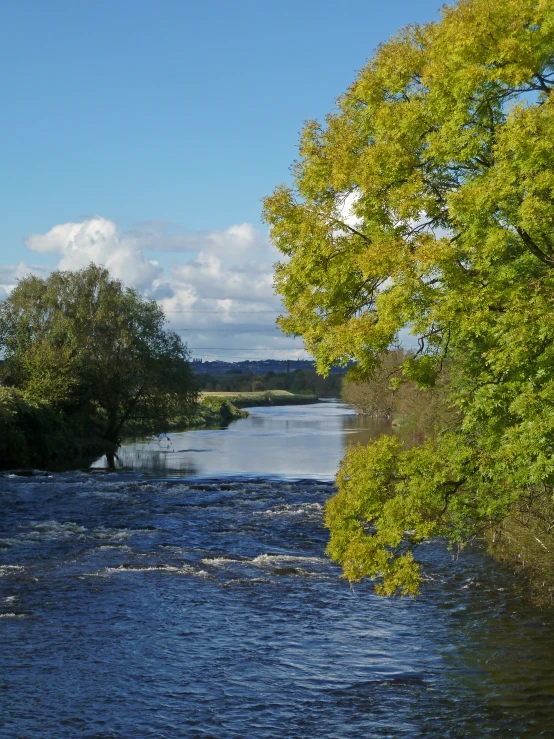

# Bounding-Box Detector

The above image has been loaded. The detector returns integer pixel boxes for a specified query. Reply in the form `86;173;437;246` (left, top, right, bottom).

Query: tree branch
327;215;373;244
516;227;554;268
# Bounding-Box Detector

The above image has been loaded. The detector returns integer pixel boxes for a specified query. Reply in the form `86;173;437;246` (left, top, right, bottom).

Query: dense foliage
0;387;68;467
0;265;197;461
263;0;554;594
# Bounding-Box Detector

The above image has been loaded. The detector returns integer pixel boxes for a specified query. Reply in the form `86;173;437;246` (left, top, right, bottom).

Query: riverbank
0;392;247;470
169;391;318;433
0;390;319;470
200;390;319;408
486;492;554;607
166;392;319;434
176;395;249;430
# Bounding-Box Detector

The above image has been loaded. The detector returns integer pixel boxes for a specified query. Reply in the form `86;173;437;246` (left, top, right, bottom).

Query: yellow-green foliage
264;0;554;594
326;433;474;596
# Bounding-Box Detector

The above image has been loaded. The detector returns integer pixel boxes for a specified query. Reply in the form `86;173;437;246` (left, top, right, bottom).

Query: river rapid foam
1;470;554;737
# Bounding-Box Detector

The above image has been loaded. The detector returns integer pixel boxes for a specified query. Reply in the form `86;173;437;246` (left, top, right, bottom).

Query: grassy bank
172;396;248;430
200;390;319;408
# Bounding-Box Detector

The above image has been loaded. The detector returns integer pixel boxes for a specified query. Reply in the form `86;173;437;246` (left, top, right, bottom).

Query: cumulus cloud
152;222;297;359
171;253;274;302
128;220;269;264
4;215;308;360
25;217;164;292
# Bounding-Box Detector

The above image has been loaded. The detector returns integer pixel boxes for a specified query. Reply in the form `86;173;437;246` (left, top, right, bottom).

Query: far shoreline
200;390;319;408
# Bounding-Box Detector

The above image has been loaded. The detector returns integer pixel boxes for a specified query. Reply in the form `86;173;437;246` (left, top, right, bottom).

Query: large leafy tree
0;264;197;448
263;0;554;594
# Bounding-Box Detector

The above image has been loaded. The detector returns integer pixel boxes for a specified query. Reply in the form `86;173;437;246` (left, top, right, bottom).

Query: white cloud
128;220;269;264
25;217;163;292
171;252;274;302
154;223;296;360
5;216;309;361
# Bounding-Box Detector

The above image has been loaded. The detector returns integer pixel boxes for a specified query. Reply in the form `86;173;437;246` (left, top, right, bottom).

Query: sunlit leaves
264;0;554;593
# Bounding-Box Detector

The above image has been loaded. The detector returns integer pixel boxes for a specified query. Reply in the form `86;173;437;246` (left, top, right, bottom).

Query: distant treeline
195;368;342;397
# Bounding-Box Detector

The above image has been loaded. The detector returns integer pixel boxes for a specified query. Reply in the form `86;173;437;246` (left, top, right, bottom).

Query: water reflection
435;569;554;731
91;401;391;478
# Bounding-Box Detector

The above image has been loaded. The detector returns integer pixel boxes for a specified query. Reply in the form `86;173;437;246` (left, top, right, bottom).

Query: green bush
0;387;66;467
170;396;248;431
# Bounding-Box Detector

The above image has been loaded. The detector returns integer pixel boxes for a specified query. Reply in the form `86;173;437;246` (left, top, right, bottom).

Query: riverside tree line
0;265;338;469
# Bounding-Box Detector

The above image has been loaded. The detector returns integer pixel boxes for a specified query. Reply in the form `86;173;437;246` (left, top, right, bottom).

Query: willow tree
263;0;554;595
0;264;197;450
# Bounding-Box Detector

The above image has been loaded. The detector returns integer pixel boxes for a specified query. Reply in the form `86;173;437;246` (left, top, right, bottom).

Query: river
1;401;554;737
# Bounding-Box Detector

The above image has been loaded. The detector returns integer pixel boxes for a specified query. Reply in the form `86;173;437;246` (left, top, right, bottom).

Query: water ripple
1;470;554;737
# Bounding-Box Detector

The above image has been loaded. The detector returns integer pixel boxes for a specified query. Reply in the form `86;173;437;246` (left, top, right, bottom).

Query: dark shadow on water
94;448;199;477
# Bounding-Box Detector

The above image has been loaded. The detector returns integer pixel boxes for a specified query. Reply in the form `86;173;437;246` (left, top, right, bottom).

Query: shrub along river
1;401;554;737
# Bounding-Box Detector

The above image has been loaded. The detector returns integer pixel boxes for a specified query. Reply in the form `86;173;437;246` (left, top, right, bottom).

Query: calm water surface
92;400;390;478
2;402;554;737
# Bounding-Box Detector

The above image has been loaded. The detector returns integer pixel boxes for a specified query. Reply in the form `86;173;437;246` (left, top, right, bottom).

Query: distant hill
191;358;350;376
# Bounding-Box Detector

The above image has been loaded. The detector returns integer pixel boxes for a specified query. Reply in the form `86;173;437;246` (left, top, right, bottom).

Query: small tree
0;264;197;450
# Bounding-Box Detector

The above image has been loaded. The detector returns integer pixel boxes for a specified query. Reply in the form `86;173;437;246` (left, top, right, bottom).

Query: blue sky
1;0;443;359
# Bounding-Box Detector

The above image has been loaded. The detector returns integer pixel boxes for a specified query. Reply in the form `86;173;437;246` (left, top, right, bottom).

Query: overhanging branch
516;227;554;268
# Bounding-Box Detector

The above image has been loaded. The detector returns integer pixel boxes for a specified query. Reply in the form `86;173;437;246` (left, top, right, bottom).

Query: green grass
202;390;298;399
200;390;318;408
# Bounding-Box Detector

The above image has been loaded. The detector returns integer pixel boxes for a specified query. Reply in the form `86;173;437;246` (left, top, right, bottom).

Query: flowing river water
2;401;554;737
